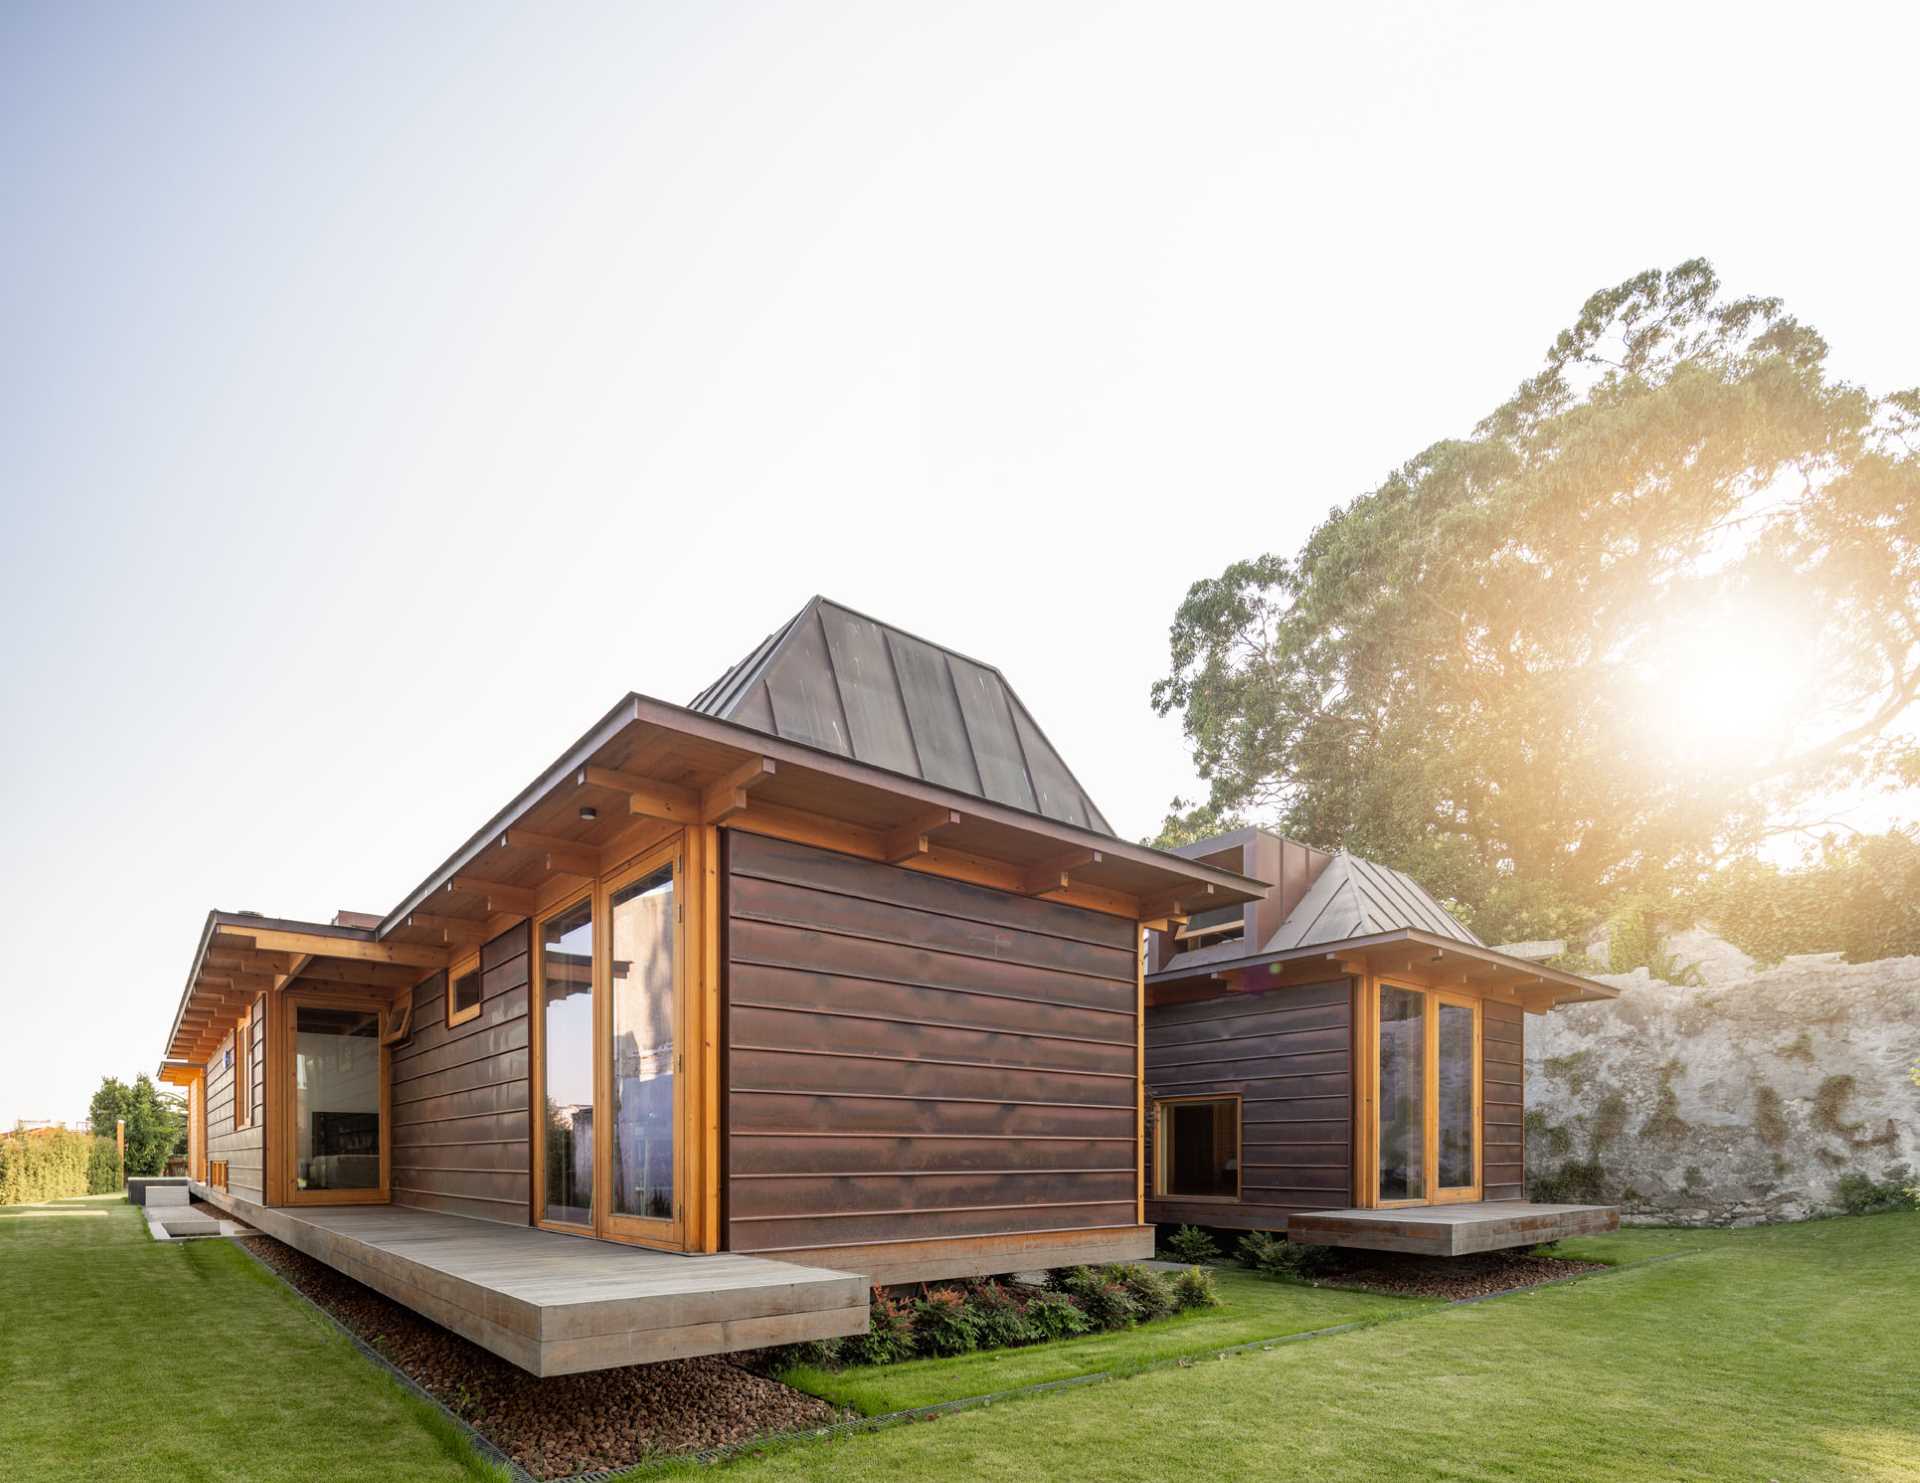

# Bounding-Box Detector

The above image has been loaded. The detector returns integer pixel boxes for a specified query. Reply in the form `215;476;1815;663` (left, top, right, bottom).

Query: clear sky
3;1;1915;1125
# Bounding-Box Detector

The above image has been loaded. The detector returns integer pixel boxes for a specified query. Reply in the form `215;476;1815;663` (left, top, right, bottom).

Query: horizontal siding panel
731;1003;1134;1075
727;837;1139;1259
732;963;1132;1044
731;1134;1134;1177
730;1170;1134;1220
731;919;1132;1018
391;921;530;1226
1145;981;1354;1228
733;1200;1140;1252
731;873;1136;983
729;831;1134;950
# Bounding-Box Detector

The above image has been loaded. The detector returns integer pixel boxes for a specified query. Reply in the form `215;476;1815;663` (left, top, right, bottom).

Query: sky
3;0;1916;1125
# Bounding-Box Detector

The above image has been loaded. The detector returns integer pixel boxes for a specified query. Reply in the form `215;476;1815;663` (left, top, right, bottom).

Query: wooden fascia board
1144;928;1617;1004
214;927;449;969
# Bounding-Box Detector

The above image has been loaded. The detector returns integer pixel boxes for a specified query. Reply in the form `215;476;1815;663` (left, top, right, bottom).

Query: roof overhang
164;691;1268;1064
1147;927;1619;1014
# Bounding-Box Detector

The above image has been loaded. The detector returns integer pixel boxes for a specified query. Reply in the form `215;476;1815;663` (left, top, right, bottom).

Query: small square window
447;960;483;1028
1156;1096;1241;1200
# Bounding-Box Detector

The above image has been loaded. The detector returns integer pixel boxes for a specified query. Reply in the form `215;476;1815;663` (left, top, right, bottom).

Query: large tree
1152;259;1920;943
88;1074;182;1178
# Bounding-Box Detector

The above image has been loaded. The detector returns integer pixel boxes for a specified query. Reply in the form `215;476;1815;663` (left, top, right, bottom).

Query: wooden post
115;1118;126;1190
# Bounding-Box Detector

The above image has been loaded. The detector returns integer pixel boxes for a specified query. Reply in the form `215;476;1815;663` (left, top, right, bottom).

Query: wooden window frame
1152;1093;1242;1203
1358;978;1483;1208
528;832;694;1252
530;886;598;1238
279;988;392;1207
446;951;483;1029
232;1010;252;1130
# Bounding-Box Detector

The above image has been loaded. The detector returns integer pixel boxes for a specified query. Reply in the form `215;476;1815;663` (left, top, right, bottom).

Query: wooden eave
163;910;448;1064
375;691;1267;940
1145;928;1619;1015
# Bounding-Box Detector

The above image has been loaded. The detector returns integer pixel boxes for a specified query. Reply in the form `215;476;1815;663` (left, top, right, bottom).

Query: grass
0;1194;505;1482
636;1213;1920;1482
777;1266;1429;1414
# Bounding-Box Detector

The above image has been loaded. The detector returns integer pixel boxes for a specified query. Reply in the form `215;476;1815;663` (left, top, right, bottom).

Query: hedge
0;1127;119;1205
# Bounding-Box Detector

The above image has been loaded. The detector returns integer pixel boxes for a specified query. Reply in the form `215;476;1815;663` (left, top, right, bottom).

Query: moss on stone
1776;1031;1816;1063
1640;1062;1690;1146
1591;1092;1629;1153
1753;1085;1789;1149
1543;1051;1594;1097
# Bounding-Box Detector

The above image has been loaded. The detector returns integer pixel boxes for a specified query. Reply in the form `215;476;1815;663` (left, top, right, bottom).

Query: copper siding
1144;981;1355;1232
724;832;1139;1258
389;921;532;1224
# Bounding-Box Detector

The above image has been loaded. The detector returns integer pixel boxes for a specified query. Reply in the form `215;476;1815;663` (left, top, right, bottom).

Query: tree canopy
88;1074;182;1178
1152;259;1920;944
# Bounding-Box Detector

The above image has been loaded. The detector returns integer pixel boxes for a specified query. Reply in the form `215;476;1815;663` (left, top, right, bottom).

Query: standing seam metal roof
689;596;1113;835
1265;851;1483;952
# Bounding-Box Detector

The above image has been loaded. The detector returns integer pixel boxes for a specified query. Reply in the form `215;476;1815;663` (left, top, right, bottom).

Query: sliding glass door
1373;983;1481;1206
532;836;685;1247
284;993;389;1205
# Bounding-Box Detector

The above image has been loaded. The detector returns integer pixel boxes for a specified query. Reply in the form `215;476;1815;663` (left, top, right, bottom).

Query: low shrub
844;1289;917;1366
1162;1224;1220;1264
912;1287;982;1357
1831;1166;1920;1216
1108;1263;1176;1322
967;1281;1037;1349
1236;1230;1332;1279
1057;1265;1141;1329
1172;1266;1221;1310
1022;1288;1092;1341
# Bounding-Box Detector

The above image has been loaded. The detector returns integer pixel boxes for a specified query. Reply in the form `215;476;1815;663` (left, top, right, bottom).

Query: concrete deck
191;1185;868;1375
1285;1201;1619;1256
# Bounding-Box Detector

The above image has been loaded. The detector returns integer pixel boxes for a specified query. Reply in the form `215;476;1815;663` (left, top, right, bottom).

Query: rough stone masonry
1519;934;1920;1226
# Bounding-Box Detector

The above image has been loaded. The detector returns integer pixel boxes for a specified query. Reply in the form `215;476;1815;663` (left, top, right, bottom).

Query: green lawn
0;1195;503;1482
779;1266;1429;1414
644;1213;1920;1483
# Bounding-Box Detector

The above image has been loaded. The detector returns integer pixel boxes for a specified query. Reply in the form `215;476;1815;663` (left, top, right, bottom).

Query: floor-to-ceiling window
607;855;677;1233
1374;983;1481;1205
538;898;596;1229
290;1001;385;1202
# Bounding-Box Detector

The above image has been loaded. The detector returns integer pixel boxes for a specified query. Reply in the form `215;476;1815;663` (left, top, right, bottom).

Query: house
156;597;1266;1375
1142;829;1621;1255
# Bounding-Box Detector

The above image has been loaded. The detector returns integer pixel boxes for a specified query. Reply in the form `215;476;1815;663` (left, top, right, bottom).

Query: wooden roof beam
1141;884;1213;921
494;829;599;879
403;912;487;947
446;877;539;918
883;808;962;864
215;926;449;969
1019;848;1102;897
702;756;777;824
578;766;702;825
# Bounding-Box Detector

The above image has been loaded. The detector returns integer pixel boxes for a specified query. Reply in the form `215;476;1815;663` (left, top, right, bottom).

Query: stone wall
1522;946;1920;1225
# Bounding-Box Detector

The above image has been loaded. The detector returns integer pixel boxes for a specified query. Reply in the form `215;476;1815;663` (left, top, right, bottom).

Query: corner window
447;955;483;1028
1155;1095;1241;1200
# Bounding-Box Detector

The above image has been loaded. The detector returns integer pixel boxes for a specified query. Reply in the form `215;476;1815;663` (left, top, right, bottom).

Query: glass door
1373;982;1482;1206
598;845;682;1244
532;836;686;1248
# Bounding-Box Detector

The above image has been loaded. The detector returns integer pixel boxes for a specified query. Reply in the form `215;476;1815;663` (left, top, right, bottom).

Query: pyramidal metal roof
1265;851;1482;952
689;596;1113;835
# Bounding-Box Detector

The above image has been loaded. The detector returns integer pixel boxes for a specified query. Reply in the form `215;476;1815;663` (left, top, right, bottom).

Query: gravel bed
1312;1248;1607;1300
239;1235;845;1479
